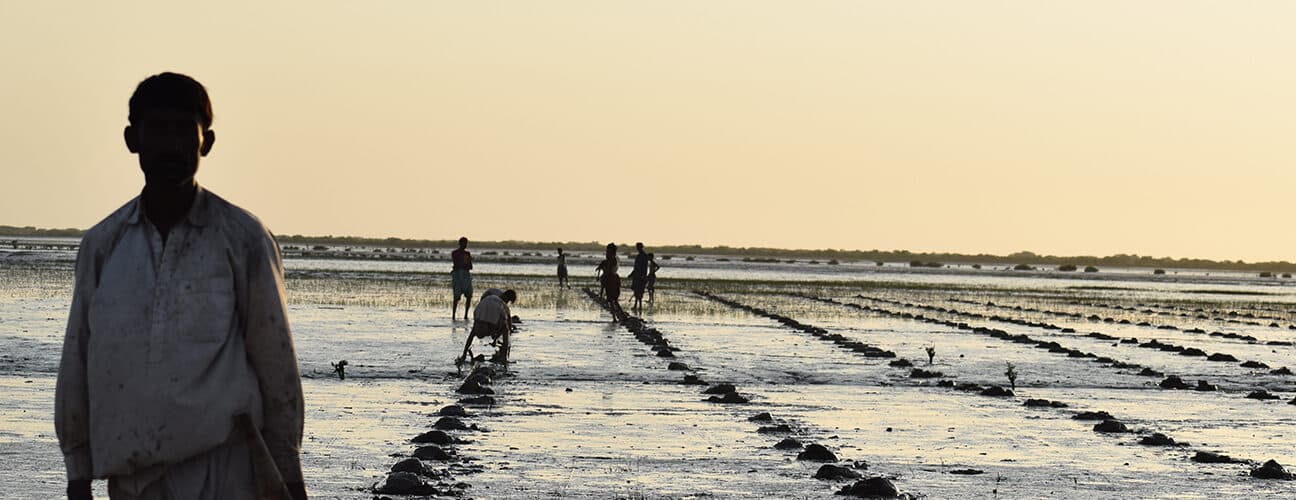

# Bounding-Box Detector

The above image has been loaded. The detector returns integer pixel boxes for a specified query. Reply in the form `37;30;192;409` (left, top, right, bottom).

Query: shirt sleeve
242;230;305;483
54;240;96;480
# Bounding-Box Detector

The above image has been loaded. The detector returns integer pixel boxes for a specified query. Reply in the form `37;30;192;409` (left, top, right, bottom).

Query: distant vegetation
5;225;1296;273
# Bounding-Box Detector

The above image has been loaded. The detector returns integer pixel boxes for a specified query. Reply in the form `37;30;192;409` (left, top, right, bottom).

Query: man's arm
55;242;97;485
242;231;306;487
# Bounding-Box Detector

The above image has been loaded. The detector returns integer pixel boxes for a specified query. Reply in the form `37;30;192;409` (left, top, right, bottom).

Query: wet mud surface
2;257;1295;498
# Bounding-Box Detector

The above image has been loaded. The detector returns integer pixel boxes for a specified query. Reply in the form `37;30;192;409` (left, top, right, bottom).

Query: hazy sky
3;2;1295;262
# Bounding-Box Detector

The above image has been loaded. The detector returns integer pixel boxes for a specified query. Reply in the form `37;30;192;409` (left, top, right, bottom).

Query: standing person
451;237;473;320
556;248;569;288
456;289;518;365
629;242;650;312
647;253;661;302
595;243;624;320
55;73;307;500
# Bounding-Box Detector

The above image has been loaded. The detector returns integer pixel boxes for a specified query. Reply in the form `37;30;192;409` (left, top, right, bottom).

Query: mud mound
815;464;863;480
1251;460;1294;480
797;444;839;462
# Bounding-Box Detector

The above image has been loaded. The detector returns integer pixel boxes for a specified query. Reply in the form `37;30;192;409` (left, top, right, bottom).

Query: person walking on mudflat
629;242;650;313
556;247;569;288
55;73;307;500
451;236;473;320
596;243;625;320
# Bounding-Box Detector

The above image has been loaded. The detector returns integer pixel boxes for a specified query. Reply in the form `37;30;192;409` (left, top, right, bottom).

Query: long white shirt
54;187;304;485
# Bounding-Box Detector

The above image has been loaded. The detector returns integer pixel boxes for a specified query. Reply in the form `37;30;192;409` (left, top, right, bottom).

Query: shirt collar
126;184;211;228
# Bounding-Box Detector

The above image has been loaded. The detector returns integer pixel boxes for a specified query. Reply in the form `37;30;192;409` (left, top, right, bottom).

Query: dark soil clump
1246;390;1280;400
702;383;737;394
748;412;774;422
1193;451;1243;464
1073;411;1114;421
1139;433;1186;446
1093;419;1130;433
1251;460;1294;480
797;443;839;462
438;405;467;416
815;464;863;480
413;445;453;461
774;437;804;450
836;477;900;497
707;391;750;404
1159;376;1191;390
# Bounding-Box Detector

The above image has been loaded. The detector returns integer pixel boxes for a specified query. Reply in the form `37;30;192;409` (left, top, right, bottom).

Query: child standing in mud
647;253;661;302
596;243;625;320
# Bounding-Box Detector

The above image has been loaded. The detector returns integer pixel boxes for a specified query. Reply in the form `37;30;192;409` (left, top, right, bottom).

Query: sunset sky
3;2;1295;262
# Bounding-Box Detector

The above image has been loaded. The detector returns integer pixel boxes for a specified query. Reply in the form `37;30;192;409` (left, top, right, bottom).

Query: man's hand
66;479;91;500
287;481;308;500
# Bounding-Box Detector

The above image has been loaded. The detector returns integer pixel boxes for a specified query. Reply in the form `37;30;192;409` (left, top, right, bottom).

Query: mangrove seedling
925;346;936;365
332;359;348;380
1005;362;1017;390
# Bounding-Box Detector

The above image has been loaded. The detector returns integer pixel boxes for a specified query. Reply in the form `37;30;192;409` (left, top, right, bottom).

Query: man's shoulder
80;197;140;249
204;190;275;243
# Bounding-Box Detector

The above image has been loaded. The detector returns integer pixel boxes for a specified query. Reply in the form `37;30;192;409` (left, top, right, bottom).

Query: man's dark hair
458;237;469;246
501;289;517;303
129;72;214;129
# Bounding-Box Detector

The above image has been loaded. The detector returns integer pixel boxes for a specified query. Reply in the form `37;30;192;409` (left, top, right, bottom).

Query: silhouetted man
55;73;307;500
629;242;650;312
451;237;473;320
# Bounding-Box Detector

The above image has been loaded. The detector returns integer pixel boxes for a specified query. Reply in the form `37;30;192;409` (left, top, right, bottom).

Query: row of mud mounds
859;294;1296;405
579;288;915;497
1064;298;1296;332
369;364;504;497
695;290;1295;483
951;296;1296;347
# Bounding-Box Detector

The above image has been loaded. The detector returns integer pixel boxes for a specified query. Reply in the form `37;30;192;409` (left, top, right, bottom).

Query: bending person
456;289;518;365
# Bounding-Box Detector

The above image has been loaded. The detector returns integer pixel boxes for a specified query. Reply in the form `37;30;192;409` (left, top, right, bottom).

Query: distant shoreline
3;224;1294;273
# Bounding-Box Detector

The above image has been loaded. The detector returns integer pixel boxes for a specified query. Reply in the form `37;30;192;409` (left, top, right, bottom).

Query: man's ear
200;129;216;157
124;125;138;153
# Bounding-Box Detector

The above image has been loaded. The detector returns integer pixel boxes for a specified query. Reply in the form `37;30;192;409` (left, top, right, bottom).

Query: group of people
596;242;661;316
447;239;665;364
447;237;519;367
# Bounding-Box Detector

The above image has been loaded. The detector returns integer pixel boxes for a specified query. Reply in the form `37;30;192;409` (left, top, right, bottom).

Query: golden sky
2;1;1294;262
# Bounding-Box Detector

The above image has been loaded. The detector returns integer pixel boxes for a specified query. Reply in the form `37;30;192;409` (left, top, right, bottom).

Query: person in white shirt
456;289;518;365
55;72;307;500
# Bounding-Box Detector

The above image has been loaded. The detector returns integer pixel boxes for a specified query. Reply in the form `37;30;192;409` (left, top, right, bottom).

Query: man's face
126;108;213;188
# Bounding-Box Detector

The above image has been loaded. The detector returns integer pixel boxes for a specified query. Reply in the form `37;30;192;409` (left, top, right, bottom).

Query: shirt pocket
171;276;237;343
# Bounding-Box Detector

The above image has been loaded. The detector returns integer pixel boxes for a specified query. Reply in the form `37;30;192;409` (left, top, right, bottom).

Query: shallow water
2;253;1294;499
